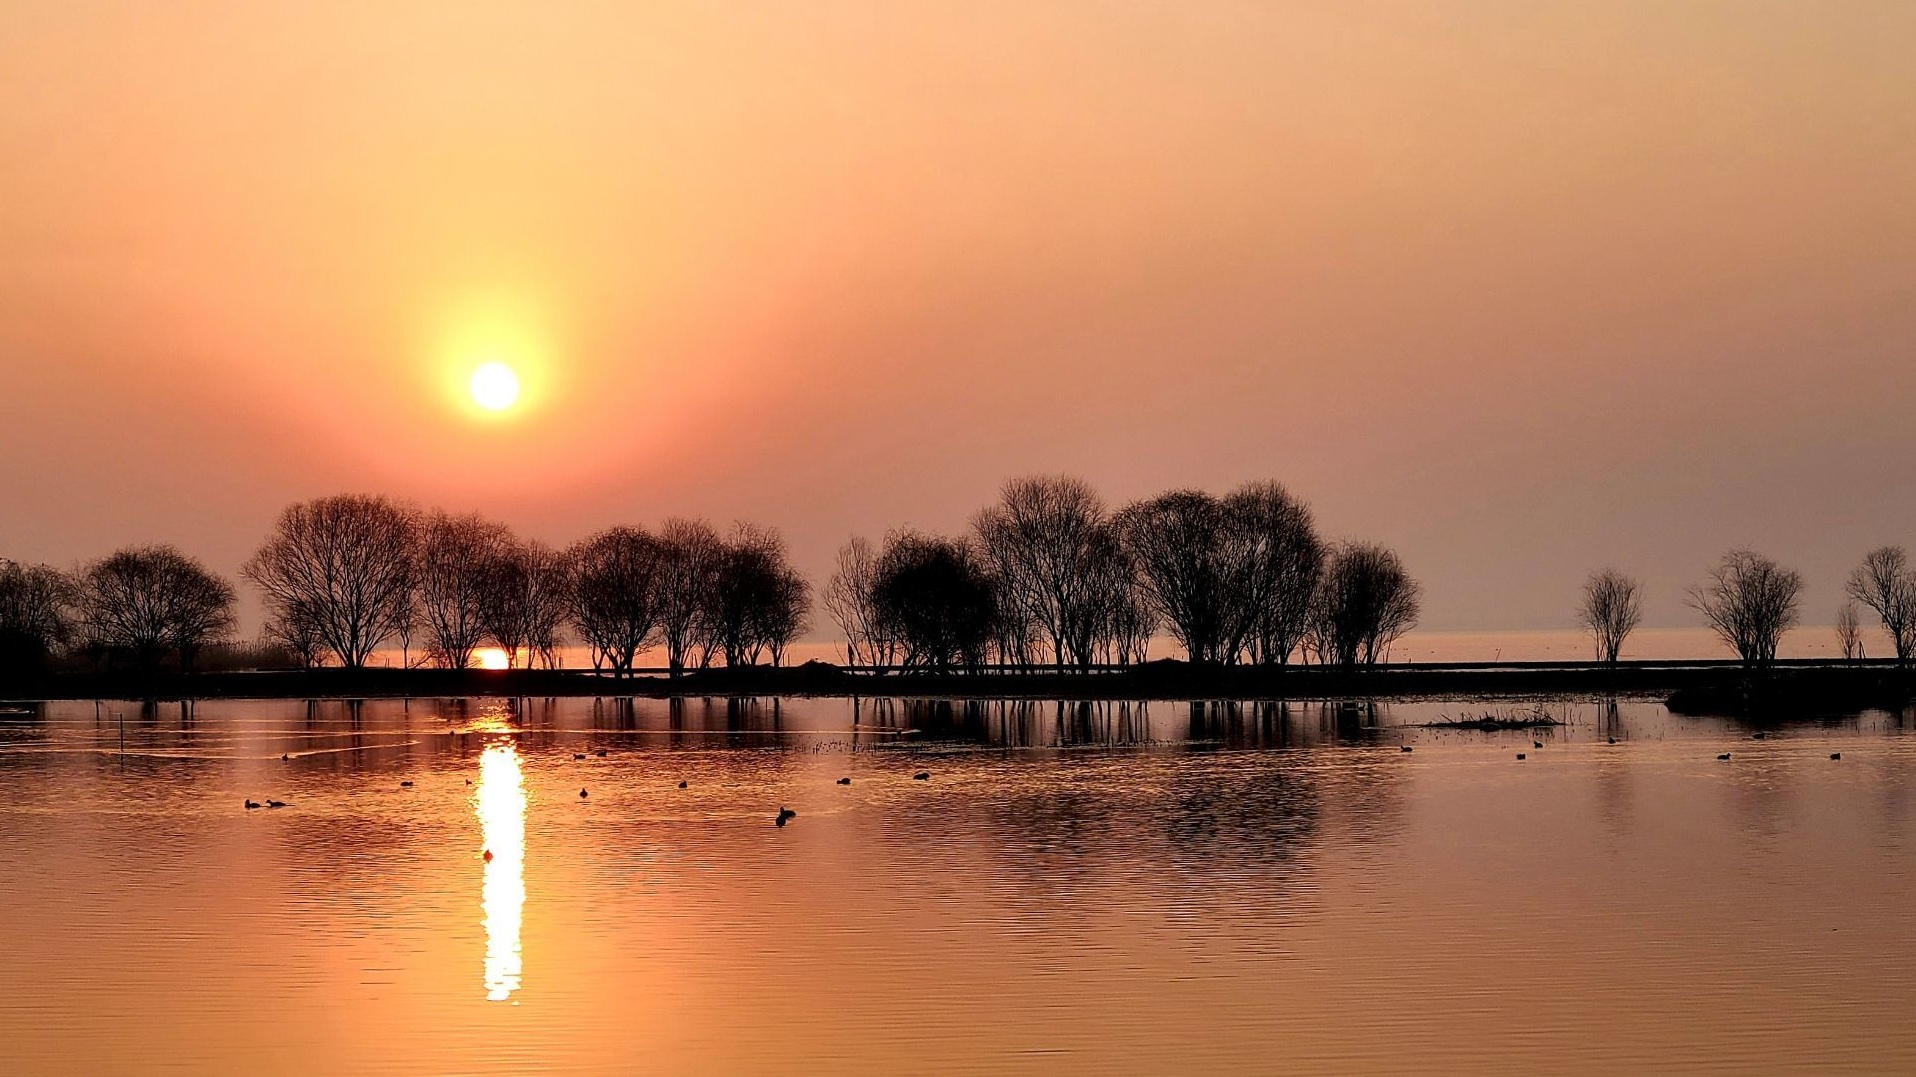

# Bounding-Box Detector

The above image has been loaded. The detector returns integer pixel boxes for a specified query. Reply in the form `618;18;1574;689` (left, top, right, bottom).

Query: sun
469;362;521;412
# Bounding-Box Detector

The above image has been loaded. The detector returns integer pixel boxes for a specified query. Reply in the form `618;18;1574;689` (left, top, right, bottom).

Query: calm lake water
2;695;1913;1075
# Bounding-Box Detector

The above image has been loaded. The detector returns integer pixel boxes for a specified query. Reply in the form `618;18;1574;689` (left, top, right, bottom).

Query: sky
2;1;1914;637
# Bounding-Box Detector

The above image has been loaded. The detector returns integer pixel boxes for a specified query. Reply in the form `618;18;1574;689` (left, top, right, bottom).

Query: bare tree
76;545;236;672
1846;547;1916;665
1689;549;1802;668
244;495;420;669
1228;482;1325;666
974;476;1113;669
1114;490;1245;664
1578;569;1642;666
655;518;723;676
1310;543;1420;668
263;603;326;670
824;536;892;668
1836;602;1866;662
871;531;999;671
697;523;806;667
0;559;75;676
415;512;512;669
478;537;567;668
752;556;811;666
564;526;665;677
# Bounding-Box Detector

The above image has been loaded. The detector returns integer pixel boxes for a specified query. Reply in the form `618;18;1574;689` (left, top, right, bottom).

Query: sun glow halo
469;363;521;412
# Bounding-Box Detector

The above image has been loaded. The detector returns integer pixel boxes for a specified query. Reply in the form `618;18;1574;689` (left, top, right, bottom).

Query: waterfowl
595;749;608;758
1752;732;1766;740
400;780;414;788
281;753;289;761
913;771;931;781
244;799;262;810
775;807;797;827
1831;753;1842;761
837;776;853;785
579;788;589;799
1532;740;1544;749
1399;745;1413;753
267;799;287;809
678;780;688;789
573;753;586;760
1516;753;1526;761
1607;737;1617;745
1717;753;1731;761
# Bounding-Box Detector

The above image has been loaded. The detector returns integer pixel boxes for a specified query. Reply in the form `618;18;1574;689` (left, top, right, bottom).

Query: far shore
3;659;1911;718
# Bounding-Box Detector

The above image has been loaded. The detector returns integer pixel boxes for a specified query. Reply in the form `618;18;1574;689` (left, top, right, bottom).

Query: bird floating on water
244;799;262;810
1400;745;1413;753
913;771;931;781
837;776;852;785
579;788;589;799
1516;753;1526;761
776;807;797;827
595;749;608;758
267;799;287;809
1533;740;1543;749
573;753;586;760
678;780;688;789
280;754;289;761
400;780;414;788
1752;732;1767;740
1717;753;1731;761
1831;753;1842;761
1607;737;1617;745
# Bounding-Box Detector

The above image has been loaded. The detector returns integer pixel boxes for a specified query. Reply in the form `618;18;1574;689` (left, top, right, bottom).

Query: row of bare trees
244;495;808;675
824;476;1421;671
1579;545;1916;669
0;548;236;674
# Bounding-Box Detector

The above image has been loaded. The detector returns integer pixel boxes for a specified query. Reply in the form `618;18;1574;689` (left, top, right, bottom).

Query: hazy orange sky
3;1;1913;633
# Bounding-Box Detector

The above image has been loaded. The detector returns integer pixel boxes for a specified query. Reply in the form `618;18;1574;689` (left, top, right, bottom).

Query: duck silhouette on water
776;807;797;827
912;771;931;781
244;799;262;810
266;799;287;809
837;777;853;785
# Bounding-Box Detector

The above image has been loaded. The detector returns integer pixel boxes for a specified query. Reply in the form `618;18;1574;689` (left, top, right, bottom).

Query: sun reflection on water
476;737;526;1002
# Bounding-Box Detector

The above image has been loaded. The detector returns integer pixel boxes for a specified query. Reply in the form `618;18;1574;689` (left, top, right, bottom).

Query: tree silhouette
655;518;722;676
1690;549;1802;668
1228;482;1324;666
1846;547;1916;665
1309;543;1420;668
974;476;1113;669
417;511;512;669
871;531;998;671
244;495;419;669
479;538;569;668
1115;490;1243;664
77;545;235;672
824;536;891;668
0;559;74;677
563;526;665;677
1835;602;1865;662
1578;568;1643;666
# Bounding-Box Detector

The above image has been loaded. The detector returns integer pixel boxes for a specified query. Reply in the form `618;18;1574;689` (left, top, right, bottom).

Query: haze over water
4;695;1913;1075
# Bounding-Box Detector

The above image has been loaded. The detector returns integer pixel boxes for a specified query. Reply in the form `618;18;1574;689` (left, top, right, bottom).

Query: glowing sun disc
469;363;521;411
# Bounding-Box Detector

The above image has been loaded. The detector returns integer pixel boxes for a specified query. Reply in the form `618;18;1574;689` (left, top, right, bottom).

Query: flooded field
2;695;1913;1075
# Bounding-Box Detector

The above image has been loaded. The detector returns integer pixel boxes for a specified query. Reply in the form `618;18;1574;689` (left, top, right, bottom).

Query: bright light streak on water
476;738;525;1002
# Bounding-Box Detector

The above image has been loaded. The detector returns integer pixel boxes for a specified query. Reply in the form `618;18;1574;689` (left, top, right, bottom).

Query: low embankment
3;660;1910;716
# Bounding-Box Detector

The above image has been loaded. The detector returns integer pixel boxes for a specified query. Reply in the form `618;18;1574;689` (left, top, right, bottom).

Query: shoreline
3;660;1910;716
